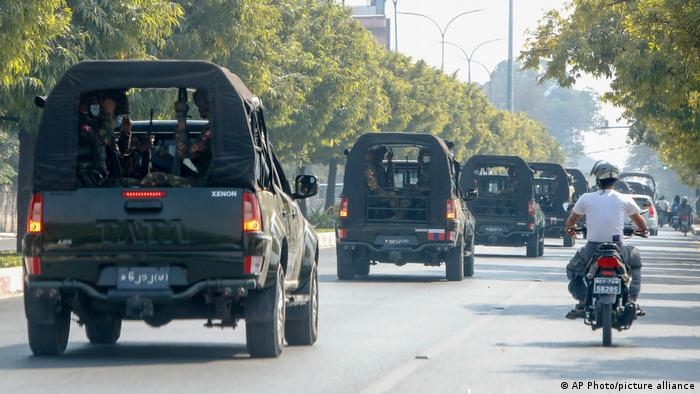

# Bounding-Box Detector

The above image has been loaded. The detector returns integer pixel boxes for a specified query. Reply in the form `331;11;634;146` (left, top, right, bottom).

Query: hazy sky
347;0;631;167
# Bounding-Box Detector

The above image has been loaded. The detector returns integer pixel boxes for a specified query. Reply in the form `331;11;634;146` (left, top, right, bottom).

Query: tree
486;60;604;163
521;0;700;185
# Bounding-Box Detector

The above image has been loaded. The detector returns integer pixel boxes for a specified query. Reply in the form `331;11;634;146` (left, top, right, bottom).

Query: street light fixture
391;0;398;51
444;39;502;83
399;9;485;71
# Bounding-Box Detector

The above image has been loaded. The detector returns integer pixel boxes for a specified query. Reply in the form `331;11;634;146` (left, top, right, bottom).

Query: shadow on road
319;273;448;284
0;342;251;370
506;335;700;351
511;357;700;382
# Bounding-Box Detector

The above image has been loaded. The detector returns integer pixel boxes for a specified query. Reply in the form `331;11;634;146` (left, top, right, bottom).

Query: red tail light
24;256;41;276
339;197;349;218
244;255;263;274
122;190;166;199
647;204;655;217
27;193;43;233
528;199;535;216
337;228;347;239
242;191;262;232
597;256;620;268
446;199;457;220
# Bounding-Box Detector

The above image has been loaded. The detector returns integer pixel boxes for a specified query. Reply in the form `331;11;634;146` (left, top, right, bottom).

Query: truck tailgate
41;188;245;253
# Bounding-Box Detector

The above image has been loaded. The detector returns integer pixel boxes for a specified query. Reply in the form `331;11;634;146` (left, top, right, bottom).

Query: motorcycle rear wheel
601;303;613;347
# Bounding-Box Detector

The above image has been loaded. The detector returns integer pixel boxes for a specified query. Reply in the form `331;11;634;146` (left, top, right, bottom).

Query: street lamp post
399;9;485;71
444;39;501;83
391;0;398;51
471;59;495;100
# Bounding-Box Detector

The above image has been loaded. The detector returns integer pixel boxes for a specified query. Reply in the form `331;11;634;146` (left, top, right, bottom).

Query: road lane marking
359;280;540;394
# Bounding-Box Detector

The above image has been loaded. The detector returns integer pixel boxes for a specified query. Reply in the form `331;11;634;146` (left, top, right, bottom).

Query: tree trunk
324;158;338;211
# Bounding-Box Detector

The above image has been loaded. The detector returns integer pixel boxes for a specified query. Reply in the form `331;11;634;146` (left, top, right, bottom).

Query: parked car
23;60;320;358
460;155;545;257
336;133;476;281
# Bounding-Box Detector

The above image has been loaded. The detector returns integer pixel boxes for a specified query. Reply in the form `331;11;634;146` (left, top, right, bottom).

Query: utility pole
507;0;514;111
392;0;398;51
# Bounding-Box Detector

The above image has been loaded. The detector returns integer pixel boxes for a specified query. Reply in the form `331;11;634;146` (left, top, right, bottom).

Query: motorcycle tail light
597;256;620;268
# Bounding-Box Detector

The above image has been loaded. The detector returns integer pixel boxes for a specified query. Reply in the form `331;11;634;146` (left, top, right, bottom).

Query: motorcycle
679;216;690;236
572;226;646;346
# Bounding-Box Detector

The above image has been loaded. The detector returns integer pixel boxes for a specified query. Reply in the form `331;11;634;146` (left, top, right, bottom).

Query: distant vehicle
619;172;656;200
23;60;320;358
336;133;476;281
624;194;659;236
461;155;545;257
565;168;589;201
530;162;576;247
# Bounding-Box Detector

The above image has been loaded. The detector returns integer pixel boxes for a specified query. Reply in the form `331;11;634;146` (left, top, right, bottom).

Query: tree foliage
486;61;604;163
0;0;563;187
521;0;700;185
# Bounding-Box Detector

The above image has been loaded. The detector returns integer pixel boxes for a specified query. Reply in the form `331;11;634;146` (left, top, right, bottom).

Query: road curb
0;267;23;297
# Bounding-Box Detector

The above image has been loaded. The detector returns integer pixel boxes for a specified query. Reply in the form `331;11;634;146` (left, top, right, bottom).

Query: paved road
0;229;698;394
0;237;16;251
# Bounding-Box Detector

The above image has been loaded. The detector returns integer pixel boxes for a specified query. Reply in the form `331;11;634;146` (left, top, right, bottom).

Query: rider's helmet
681;196;688;204
590;160;620;189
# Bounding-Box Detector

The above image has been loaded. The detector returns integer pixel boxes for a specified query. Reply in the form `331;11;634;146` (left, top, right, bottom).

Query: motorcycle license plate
593;277;621;295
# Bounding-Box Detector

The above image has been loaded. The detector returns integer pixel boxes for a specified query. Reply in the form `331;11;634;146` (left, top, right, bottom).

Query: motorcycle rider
671;195;681;229
563;161;648;319
677;196;694;229
655;195;670;227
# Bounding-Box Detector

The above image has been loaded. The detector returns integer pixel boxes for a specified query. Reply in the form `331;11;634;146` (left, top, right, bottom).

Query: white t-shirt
572;189;641;242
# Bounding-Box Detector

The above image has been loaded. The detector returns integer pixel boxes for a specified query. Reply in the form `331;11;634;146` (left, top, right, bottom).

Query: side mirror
343;148;350;157
464;188;478;201
34;96;47;108
293;174;318;199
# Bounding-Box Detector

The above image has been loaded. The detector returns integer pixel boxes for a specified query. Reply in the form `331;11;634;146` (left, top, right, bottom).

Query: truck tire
463;235;475;277
538;232;545;256
26;299;71;356
354;258;371;277
285;266;319;346
446;241;464;281
563;235;575;247
526;233;539;257
336;248;356;280
246;266;286;358
85;316;122;345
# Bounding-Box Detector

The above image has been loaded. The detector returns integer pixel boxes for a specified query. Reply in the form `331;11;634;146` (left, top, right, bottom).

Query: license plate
117;267;170;290
483;226;505;233
593;277;621;294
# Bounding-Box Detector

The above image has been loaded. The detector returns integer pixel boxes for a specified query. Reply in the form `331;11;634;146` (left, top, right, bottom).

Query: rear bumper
474;232;532;247
337;240;457;264
25;277;258;302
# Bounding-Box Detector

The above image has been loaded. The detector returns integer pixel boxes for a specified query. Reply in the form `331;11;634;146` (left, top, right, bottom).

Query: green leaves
521;0;700;185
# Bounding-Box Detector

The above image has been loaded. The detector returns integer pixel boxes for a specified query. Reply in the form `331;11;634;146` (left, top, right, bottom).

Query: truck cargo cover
34;60;259;190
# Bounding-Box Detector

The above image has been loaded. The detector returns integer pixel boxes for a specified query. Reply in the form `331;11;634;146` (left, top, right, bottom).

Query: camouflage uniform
140;172;194;187
77;112;108;187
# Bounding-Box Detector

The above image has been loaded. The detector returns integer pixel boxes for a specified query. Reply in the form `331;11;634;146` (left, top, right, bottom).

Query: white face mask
89;104;100;117
116;115;123;127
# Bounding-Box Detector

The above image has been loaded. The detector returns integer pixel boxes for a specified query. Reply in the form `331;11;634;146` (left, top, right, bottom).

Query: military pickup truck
23;61;319;358
336;133;477;281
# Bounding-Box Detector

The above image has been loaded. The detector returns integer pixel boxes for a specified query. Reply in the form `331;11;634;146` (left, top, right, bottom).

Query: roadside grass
0;251;21;268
